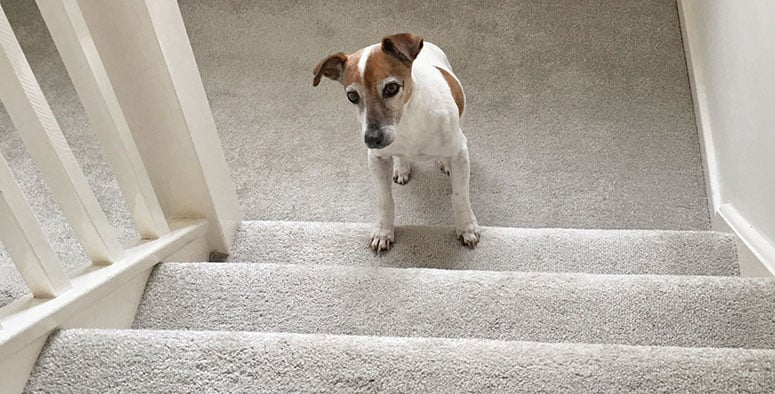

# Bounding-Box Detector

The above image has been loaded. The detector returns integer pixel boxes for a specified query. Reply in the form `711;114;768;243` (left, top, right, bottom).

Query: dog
313;33;480;252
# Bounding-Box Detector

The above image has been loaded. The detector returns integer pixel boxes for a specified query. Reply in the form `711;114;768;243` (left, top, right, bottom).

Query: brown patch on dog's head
312;33;425;149
381;33;423;66
312;52;347;87
313;50;370;89
312;33;423;89
362;34;423;117
341;49;363;87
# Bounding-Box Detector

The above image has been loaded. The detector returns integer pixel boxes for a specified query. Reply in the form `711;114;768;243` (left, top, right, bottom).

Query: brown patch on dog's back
436;67;464;116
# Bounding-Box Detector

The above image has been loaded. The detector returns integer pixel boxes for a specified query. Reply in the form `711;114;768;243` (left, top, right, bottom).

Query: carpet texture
26;329;775;393
229;220;738;275
4;0;764;391
134;263;775;349
0;0;709;306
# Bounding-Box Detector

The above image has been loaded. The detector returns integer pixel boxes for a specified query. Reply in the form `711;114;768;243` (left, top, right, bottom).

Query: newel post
77;0;242;253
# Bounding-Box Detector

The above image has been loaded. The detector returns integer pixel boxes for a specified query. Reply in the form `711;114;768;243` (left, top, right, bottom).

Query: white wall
679;0;775;276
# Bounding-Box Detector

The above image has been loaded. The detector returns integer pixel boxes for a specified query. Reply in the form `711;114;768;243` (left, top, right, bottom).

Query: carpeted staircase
3;0;775;391
24;222;775;392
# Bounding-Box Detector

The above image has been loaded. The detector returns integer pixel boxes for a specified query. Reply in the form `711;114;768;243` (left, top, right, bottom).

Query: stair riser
229;221;739;276
26;329;775;393
134;263;775;349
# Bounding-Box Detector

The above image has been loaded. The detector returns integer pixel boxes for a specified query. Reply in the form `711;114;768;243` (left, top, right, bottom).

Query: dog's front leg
449;146;480;248
368;150;395;252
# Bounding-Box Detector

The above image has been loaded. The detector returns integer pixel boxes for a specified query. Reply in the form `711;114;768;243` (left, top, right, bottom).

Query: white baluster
79;0;242;253
36;0;170;240
0;3;123;264
0;153;71;298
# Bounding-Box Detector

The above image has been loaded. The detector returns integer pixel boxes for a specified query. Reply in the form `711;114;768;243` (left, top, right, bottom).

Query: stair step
228;220;738;276
27;329;775;393
135;263;775;349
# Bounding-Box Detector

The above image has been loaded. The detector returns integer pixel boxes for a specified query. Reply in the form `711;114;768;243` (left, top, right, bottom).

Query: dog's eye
383;82;401;98
346;91;360;104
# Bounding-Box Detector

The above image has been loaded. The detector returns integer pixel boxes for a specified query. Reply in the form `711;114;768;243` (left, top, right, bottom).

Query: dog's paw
456;224;481;249
437;159;451;176
392;164;411;185
393;172;410;185
370;227;395;253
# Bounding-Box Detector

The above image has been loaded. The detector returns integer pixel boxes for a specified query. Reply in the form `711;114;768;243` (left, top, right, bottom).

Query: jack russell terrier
313;33;480;252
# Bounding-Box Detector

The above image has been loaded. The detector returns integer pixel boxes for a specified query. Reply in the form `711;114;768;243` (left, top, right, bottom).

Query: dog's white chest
378;71;465;157
383;114;458;157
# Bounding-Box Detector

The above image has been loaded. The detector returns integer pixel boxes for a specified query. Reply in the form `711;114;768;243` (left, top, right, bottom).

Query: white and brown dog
313;33;480;252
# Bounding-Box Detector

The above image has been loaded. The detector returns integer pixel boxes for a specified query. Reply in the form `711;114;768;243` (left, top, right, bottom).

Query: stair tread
134;262;775;349
228;220;739;276
26;328;775;393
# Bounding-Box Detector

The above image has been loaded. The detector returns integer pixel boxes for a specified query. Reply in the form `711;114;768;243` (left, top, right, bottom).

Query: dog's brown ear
382;33;424;66
313;52;347;86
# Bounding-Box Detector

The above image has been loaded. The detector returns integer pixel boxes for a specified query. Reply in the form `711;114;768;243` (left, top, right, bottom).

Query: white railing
0;1;241;392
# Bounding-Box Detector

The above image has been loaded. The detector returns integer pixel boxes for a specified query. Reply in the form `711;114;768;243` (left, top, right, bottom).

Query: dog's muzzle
364;124;393;149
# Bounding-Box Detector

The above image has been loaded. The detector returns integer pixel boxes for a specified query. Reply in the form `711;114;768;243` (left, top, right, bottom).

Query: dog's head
313;33;424;149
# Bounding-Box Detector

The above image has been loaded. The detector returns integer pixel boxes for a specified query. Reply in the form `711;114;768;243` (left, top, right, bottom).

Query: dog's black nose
364;127;384;149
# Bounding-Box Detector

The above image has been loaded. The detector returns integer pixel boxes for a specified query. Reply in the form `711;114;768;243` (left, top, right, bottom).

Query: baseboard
677;0;721;219
715;204;775;278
